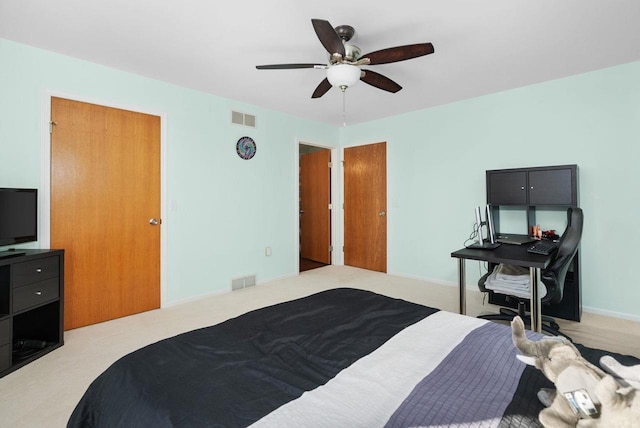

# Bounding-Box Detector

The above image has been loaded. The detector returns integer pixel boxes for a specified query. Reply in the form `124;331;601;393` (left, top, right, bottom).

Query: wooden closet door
344;142;387;273
50;97;161;330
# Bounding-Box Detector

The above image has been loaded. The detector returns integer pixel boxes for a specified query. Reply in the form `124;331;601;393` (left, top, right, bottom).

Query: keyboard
527;240;558;255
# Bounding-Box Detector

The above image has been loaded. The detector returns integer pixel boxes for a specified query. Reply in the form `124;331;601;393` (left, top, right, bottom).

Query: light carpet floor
1;265;638;427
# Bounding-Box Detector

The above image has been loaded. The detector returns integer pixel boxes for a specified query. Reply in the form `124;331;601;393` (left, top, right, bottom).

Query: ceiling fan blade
256;63;326;70
360;70;402;93
311;19;345;57
362;43;434;65
311;78;332;98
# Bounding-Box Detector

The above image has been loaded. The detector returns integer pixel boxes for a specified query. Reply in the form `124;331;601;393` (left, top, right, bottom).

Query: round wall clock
236;136;256;160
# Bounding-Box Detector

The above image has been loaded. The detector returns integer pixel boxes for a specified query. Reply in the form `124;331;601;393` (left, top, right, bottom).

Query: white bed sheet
251;312;487;428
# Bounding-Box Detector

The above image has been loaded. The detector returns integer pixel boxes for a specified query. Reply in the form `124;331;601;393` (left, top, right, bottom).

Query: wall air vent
231;111;256;128
244;114;256;127
231;111;244;125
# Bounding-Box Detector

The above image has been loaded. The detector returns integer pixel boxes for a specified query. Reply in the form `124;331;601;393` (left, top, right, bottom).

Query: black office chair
477;207;583;337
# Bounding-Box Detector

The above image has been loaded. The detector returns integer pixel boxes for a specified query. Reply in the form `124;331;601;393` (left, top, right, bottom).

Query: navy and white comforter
67;288;638;427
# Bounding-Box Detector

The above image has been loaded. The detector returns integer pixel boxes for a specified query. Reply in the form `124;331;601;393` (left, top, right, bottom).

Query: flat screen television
0;188;38;247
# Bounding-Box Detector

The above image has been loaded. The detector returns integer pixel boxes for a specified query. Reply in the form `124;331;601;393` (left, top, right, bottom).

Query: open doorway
299;144;332;272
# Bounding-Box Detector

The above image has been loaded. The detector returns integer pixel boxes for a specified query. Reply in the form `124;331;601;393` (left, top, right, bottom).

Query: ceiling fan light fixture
327;64;361;91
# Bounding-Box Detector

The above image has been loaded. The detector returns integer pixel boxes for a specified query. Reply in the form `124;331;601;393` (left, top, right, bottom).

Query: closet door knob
149;218;160;226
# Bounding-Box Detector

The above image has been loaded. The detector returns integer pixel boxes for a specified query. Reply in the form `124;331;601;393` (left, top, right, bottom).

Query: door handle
378;211;386;217
149;218;160;225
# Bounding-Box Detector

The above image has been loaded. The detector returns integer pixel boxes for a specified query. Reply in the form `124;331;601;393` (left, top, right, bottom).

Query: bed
67;288;639;427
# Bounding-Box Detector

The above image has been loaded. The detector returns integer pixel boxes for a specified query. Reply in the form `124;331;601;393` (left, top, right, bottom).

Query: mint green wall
0;38;338;303
340;61;640;320
2;36;638;321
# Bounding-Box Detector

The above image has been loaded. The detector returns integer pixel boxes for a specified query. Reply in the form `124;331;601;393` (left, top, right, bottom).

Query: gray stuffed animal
510;316;640;428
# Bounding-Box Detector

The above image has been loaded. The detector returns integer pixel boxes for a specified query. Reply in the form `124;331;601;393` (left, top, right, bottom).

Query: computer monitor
485;204;497;244
468;204;500;249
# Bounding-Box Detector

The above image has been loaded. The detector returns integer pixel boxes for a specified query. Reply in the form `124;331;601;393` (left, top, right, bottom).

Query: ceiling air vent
231;111;256;128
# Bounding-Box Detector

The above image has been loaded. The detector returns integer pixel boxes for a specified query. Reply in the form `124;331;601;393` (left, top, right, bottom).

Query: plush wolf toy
510;316;640;428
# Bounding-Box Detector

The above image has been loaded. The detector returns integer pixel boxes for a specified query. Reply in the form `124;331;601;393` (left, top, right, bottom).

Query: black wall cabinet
487;165;578;207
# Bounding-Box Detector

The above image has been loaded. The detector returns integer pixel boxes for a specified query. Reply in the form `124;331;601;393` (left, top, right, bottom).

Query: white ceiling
1;0;639;126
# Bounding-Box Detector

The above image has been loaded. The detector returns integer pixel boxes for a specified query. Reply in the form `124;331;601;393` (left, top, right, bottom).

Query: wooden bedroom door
299;149;331;264
50;97;161;330
343;142;387;273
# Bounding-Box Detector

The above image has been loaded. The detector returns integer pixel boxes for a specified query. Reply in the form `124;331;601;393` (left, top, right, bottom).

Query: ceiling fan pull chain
342;91;347;127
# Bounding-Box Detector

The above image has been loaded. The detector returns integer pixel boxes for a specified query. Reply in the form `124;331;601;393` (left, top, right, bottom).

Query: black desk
451;244;553;333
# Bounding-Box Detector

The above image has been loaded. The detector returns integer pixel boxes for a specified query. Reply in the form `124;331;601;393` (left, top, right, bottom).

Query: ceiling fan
256;19;435;98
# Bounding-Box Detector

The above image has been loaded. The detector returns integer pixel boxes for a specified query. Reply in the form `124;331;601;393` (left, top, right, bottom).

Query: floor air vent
231;275;256;291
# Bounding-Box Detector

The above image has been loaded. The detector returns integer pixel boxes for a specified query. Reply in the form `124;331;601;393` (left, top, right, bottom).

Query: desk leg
530;267;542;333
458;258;466;315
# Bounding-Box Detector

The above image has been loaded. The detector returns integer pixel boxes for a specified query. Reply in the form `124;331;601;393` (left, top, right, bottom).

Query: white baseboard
387;271;457;288
388;271;640;323
582;305;640;323
161;272;300;308
162;288;228;308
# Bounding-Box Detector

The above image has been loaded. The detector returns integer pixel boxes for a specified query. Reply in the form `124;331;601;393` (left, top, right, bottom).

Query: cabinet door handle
35;291;42;296
521;186;525;190
36;268;42;273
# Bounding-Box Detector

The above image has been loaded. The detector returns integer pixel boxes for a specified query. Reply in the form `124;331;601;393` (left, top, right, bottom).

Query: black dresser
0;249;64;377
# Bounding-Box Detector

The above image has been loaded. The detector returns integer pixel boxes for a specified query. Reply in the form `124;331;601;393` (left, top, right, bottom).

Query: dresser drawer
13;256;59;288
0;343;10;372
13;278;59;312
0;318;9;345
